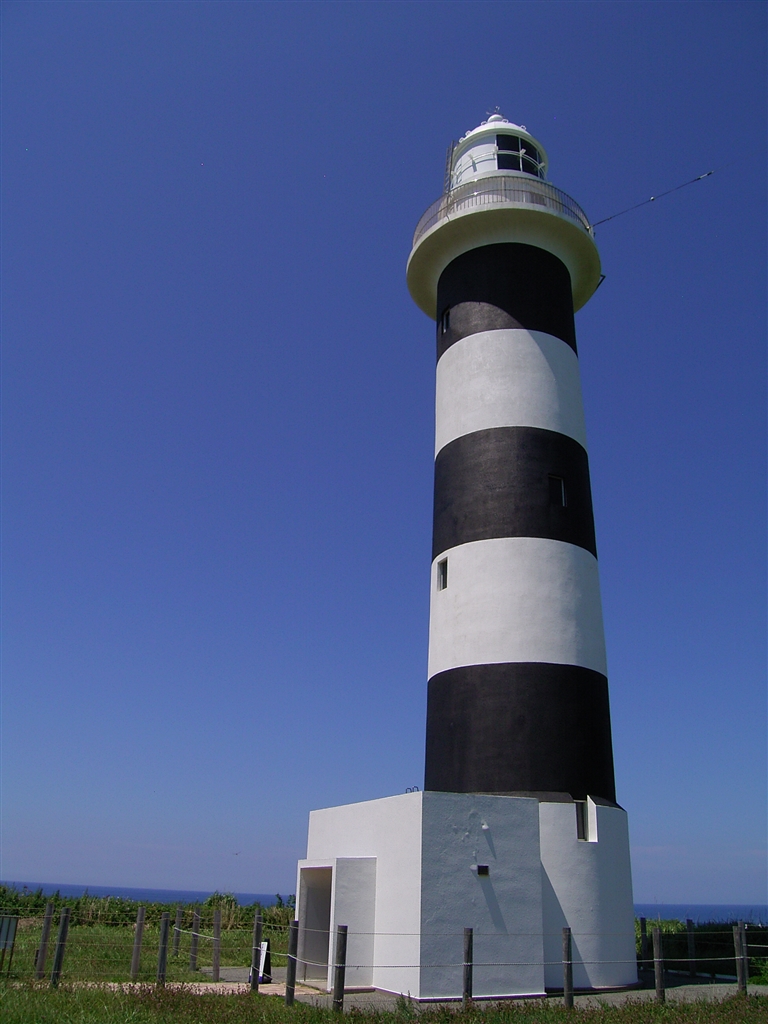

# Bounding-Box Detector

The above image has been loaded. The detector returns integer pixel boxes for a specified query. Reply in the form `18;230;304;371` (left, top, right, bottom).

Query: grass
1;985;766;1024
9;919;290;983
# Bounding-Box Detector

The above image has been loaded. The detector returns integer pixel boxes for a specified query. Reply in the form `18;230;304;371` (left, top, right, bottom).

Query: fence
3;904;765;1010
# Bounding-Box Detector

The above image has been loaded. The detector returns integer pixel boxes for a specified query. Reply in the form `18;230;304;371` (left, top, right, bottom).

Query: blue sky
2;1;765;903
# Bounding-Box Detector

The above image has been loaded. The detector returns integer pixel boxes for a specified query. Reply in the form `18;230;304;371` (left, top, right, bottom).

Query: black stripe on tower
425;664;617;802
432;426;596;561
436;243;577;359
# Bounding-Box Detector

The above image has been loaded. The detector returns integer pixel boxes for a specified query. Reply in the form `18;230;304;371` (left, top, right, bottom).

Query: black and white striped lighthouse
296;115;637;998
407;114;614;804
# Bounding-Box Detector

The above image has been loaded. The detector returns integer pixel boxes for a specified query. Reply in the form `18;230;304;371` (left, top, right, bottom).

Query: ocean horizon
1;880;286;906
3;881;766;923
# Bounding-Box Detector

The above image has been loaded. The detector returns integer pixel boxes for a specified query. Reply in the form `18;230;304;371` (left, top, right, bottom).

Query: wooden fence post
157;912;170;984
332;924;348;1013
50;908;70;988
639;917;648;972
734;925;746;994
189;910;200;972
130;906;145;981
35;902;54;979
652;927;665;1004
212;909;221;982
686;919;695;977
250;912;263;992
172;906;183;956
463;927;473;1008
562;926;574;1008
740;922;749;992
285;920;299;1006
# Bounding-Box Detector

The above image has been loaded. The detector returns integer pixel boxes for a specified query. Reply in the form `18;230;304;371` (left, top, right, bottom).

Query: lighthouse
410;115;614;805
295;115;637;999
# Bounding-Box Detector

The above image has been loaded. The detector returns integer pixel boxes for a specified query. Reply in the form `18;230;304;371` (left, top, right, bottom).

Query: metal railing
412;175;593;248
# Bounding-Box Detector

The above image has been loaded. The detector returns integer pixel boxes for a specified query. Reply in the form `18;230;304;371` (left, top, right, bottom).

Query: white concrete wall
420;792;545;998
539;800;637;990
330;858;376;988
428;537;607;678
435;330;587;455
303;793;423;997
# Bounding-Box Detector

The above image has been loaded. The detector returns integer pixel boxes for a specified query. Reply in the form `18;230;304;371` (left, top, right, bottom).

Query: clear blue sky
2;1;765;904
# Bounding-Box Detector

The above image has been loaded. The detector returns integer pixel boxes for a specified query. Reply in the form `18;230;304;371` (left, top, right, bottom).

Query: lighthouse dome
450;114;548;189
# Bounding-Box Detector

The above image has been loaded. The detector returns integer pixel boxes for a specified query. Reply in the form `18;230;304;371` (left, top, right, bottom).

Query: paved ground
197;966;766;1009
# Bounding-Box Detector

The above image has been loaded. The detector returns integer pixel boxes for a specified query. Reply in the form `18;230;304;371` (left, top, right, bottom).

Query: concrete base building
296;115;637;998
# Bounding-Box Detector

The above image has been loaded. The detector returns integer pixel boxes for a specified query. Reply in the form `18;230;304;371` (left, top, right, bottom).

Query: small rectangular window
496;134;520;152
575;801;588;841
477;864;489;876
549;475;567;507
441;308;450;334
437;558;448;591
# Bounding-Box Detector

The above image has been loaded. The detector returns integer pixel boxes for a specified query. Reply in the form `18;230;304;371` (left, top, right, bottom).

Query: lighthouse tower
295;116;637;1000
409;118;613;806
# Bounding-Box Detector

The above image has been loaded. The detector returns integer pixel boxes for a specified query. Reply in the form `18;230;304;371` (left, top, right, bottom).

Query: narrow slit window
575;801;588;841
549;475;567;507
441;308;450;334
437;558;448;591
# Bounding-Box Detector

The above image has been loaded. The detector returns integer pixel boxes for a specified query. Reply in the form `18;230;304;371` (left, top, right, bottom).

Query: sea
3;881;766;923
1;881;284;906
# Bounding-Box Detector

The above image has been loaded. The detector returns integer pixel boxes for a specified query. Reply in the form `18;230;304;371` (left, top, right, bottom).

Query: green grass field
1;985;766;1024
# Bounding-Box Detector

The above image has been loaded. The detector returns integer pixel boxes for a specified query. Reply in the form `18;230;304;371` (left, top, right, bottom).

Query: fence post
652;927;665;1004
157;912;170;984
50;907;70;988
740;922;749;992
189;910;200;972
686;919;695;977
463;927;473;1008
212;909;221;982
733;925;746;994
172;906;183;956
640;916;649;974
35;902;54;979
285;920;299;1006
130;906;145;981
250;912;263;992
562;926;574;1008
332;924;348;1013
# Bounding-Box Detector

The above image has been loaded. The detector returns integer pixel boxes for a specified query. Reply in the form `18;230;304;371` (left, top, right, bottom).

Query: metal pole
50;907;70;988
562;926;573;1008
250;912;263;992
212;909;221;982
157;912;170;984
734;925;746;994
686;919;695;978
189;910;200;972
172;906;183;956
130;906;145;981
463;927;473;1008
35;902;54;979
652;927;665;1004
332;924;348;1013
285;920;299;1006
